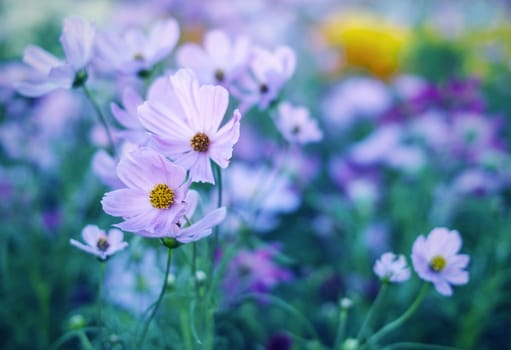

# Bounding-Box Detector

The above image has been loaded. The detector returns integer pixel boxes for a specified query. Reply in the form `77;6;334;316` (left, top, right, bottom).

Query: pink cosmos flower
171;190;227;243
101;148;190;237
373;252;411;283
177;29;251;86
16;17;95;97
274;102;322;144
411;228;470;296
70;225;128;260
138;68;241;184
234;45;296;110
95;19;179;75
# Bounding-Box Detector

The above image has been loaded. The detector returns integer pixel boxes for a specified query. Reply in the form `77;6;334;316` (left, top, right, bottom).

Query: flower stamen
150;184;175;209
430;255;447;272
96;237;110;252
191;132;210;152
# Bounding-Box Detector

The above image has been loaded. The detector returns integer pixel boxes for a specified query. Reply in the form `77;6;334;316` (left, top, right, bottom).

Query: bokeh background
1;1;511;349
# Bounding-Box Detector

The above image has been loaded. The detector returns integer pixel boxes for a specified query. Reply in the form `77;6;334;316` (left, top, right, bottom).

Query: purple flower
234;45;296;110
70;225;128;260
15;17;95;97
138;69;241;184
95;19;179;75
101;148;190;237
177;29;251;86
274;102;322;144
411;228;470;296
373;252;411;283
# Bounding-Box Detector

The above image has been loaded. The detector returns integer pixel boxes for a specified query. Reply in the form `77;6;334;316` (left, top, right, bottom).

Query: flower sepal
161;237;182;250
72;69;88;88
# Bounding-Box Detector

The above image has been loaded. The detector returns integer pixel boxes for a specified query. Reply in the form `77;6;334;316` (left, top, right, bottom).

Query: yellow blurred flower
321;12;410;79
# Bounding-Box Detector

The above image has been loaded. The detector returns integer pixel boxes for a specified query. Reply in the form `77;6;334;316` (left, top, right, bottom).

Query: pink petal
81;225;104;247
102;189;150;218
189;154;214;184
176;207;227;243
170;69;202;130
198;84;229;134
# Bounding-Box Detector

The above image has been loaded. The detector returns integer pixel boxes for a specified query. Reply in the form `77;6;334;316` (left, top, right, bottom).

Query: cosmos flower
411;228;470;296
95;18;179;75
234;45;296;110
70;225;128;260
373;252;411;283
274;102;322;144
138;68;241;184
101;148;190;237
176;29;251;86
15;17;95;97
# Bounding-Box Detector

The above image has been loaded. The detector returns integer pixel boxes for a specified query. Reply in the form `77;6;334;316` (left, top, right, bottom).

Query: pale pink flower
138;69;241;184
274;102;322;144
70;225;128;260
374;252;411;283
101;149;190;237
16;17;95;97
95;19;179;75
177;29;251;86
411;228;470;296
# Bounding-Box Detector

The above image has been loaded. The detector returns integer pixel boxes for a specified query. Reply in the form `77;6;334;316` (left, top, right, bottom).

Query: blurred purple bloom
95;19;179;75
374;252;411;283
70;225;128;260
15;17;95;97
138;69;241;184
235;45;296;110
177;29;251;86
274;102;322;144
224;244;292;300
101;149;190;237
411;228;470;296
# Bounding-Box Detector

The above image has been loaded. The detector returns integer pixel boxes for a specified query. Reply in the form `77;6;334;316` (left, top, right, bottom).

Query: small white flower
374;252;411;283
70;225;128;260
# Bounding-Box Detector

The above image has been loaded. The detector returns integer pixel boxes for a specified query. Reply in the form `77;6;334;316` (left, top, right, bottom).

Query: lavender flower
16;17;95;97
274;102;322;144
374;252;411;283
177;29;251;86
411;228;470;296
101;148;190;237
95;19;179;75
138;69;241;184
70;225;128;260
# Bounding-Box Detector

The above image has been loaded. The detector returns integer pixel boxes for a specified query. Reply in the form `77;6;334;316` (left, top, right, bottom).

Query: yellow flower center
133;52;145;61
149;184;175;209
96;237;110;252
190;132;210;152
214;69;225;83
430;255;447;272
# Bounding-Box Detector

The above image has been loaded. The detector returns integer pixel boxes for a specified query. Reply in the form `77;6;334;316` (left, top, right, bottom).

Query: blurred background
1;1;511;349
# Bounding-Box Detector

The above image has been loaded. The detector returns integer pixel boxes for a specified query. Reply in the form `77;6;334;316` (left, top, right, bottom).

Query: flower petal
176;207;227;243
60;16;95;70
102;189;150;218
81;225;103;247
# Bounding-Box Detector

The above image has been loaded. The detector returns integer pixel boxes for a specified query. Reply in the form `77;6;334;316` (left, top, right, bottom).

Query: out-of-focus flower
411;227;470;296
110;87;149;145
321;77;390;129
15;17;95;97
321;12;410;79
70;225;128;260
101;149;190;237
177;29;251;86
235;45;296;110
138;69;241;184
223;244;292;300
95;18;179;75
374;252;411;283
274;102;322;144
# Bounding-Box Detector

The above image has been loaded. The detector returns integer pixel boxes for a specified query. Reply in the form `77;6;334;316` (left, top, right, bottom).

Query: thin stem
82;85;115;153
77;330;94;350
365;283;429;348
97;262;106;341
380;342;461;350
209;163;223;277
192;242;199;299
357;283;388;342
333;308;348;350
135;248;173;349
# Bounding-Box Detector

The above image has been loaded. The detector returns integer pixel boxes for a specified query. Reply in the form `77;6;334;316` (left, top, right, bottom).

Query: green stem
357;283;388;342
82;85;115;154
209;164;223;279
77;330;94;350
135;248;173;349
380;342;461;350
365;283;429;347
97;261;106;341
333;308;348;350
192;242;199;299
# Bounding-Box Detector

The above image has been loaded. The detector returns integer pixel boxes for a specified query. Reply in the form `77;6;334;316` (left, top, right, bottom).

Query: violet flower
374;252;411;283
274;102;323;144
16;17;95;97
411;228;470;296
70;225;128;260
